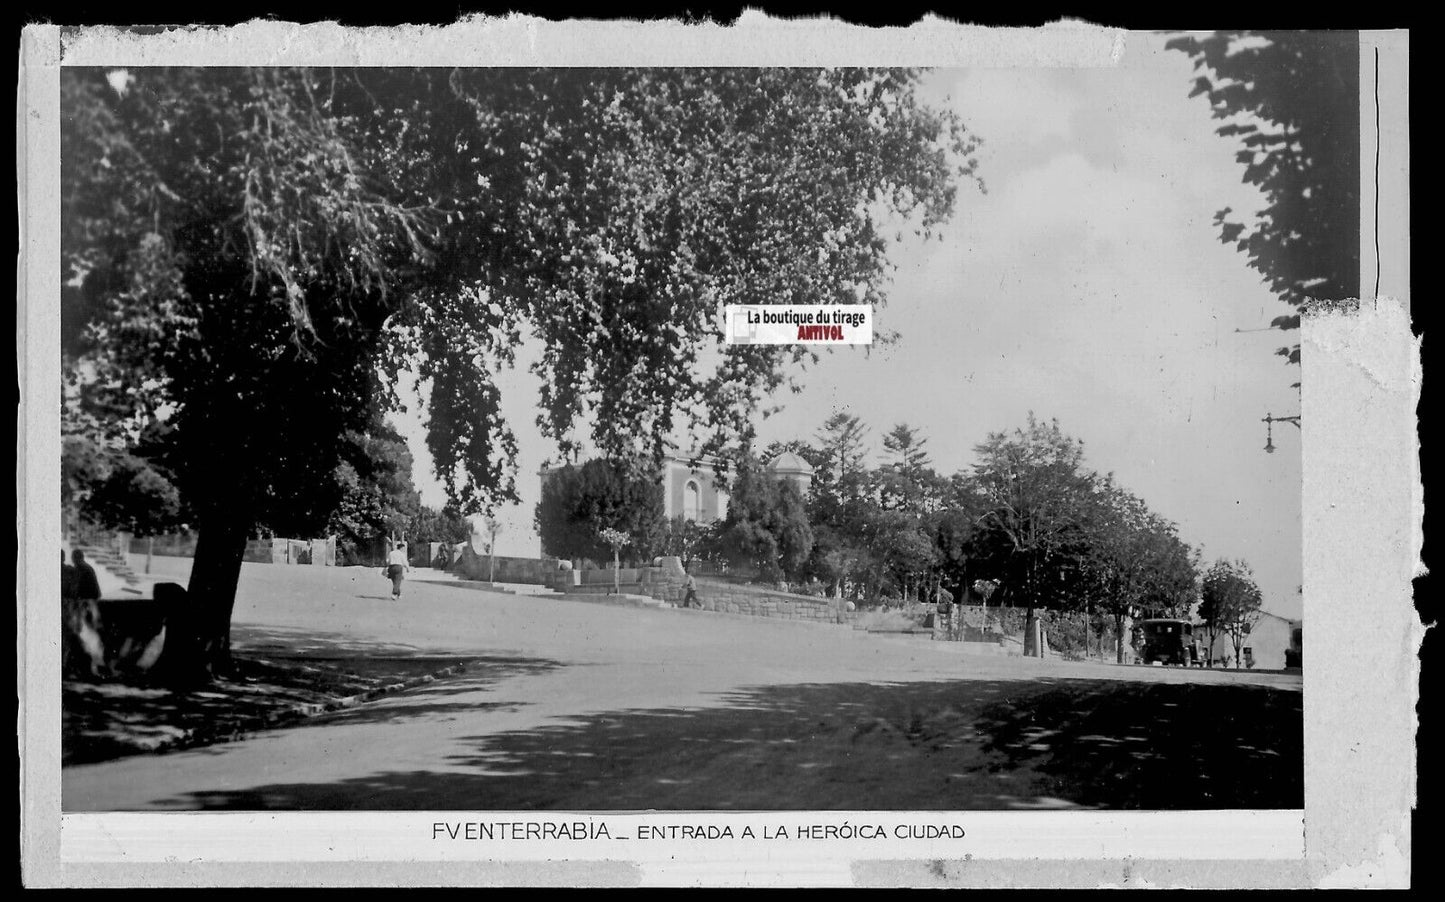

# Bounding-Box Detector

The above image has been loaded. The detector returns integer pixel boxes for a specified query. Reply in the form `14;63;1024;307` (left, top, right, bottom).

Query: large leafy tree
1079;483;1199;663
661;515;720;571
968;415;1099;617
717;454;814;582
62;424;188;540
535;459;667;565
62;67;978;680
864;504;938;603
73;447;187;538
1166;31;1360;376
927;474;988;604
409;506;474;546
326;420;423;563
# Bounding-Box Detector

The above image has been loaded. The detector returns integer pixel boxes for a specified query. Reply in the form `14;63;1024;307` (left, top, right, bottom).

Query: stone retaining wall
241;537;336;565
127;532;199;558
545;569;856;626
452;546;557;585
931;604;1022;641
662;577;857;626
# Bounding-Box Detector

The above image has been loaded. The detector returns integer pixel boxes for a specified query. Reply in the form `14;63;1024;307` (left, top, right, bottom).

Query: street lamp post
1262;413;1301;454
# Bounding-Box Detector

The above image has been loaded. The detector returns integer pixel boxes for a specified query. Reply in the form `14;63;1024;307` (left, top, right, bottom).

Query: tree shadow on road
149;676;1301;812
63;625;564;767
229;624;431;658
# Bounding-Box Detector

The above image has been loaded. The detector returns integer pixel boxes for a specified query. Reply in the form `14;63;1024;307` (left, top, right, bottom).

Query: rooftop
765;450;815;475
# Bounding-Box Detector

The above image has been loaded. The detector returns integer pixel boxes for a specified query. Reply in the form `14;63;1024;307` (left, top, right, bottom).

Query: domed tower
765;450;814;495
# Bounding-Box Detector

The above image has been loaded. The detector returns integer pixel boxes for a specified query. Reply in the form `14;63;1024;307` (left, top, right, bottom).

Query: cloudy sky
397;35;1309;620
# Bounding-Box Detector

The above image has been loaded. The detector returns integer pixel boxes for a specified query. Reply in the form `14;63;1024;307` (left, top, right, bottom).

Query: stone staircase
448;578;571;599
71;543;147;597
509;584;567;599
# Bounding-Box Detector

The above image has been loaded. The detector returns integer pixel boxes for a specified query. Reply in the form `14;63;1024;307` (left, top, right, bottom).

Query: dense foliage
1166;31;1360;376
61;67;979;679
751;414;1208;662
715;454;814;581
535;459;667;564
531;410;1226;661
325;421;422;564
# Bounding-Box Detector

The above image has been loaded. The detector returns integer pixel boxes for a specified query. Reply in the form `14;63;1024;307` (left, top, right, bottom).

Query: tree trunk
1024;605;1040;657
156;516;249;685
1115;612;1126;664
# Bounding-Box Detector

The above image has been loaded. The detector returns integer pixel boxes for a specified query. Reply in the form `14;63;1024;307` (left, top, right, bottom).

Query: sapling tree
1200;558;1264;667
598;527;630;594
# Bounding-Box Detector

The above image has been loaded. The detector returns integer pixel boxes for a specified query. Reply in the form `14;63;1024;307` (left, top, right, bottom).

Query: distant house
540;449;818;530
537;449;818;558
660;453;732;525
764;449;815;496
1203;610;1302;670
536;452;733;559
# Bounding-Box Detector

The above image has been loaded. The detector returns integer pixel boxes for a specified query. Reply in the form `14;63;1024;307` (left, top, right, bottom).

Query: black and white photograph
19;18;1416;888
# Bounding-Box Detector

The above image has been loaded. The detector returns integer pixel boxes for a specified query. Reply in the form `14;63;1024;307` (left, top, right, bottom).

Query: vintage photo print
18;18;1415;888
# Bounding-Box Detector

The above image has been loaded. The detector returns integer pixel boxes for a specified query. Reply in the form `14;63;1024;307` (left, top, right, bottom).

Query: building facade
765;449;815;496
538;450;816;556
1203;610;1302;670
661;454;731;525
536;453;733;556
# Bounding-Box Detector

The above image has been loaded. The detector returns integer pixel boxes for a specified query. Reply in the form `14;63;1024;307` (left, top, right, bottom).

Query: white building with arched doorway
661;454;730;525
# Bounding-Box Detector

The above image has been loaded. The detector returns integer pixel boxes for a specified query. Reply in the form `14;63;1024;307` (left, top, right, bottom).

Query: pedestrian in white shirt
386;542;409;600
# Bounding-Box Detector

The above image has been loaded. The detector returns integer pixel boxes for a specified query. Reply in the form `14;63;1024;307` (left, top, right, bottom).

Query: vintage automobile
1136;618;1201;666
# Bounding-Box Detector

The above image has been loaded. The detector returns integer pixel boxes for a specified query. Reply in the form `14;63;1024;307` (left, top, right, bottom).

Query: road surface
63;560;1303;811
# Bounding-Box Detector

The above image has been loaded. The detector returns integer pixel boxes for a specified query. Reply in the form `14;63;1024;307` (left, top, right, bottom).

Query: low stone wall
127;532;199;558
553;565;671;594
243;539;281;563
452;546;558;585
932;604;1022;641
242;538;335;565
674;578;855;626
546;562;855;628
578;567;645;586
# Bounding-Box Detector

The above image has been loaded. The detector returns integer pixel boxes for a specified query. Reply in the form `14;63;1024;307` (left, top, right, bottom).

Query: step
453;580;518;594
566;591;668;609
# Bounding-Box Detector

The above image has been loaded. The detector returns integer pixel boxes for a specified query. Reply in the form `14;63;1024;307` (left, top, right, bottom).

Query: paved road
63;560;1303;811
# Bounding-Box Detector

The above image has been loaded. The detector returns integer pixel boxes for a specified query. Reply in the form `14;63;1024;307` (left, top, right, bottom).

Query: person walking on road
683;570;699;609
386;542;409;601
